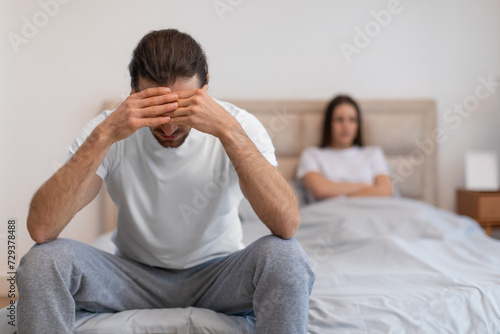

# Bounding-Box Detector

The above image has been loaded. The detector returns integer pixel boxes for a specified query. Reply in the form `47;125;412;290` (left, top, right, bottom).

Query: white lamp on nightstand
465;150;499;191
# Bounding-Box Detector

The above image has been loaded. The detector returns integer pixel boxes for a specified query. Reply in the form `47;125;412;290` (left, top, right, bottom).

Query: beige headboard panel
226;99;437;205
100;98;437;211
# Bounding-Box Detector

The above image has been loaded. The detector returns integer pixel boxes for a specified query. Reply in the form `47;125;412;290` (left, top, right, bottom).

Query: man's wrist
217;118;245;144
92;123;115;149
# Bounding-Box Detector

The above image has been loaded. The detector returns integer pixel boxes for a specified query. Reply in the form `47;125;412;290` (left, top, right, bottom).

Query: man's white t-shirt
296;146;390;202
67;99;277;269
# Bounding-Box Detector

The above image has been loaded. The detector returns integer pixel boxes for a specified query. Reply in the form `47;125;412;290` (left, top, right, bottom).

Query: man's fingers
137;93;178;108
161;107;190;118
175;88;200;99
134;87;171;99
155;86;207;105
137;116;171;128
136;102;178;118
174;99;194;108
175;89;208;107
164;115;188;126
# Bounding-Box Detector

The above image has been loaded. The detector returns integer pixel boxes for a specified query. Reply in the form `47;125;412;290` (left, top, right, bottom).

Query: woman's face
330;103;359;149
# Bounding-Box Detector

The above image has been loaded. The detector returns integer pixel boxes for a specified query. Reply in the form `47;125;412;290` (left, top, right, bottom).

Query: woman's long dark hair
320;95;363;148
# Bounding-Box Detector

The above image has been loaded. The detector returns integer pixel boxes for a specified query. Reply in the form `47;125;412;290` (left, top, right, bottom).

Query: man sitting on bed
17;29;315;334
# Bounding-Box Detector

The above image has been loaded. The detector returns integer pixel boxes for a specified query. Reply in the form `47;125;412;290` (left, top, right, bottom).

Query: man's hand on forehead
99;86;179;143
161;85;240;139
134;86;178;108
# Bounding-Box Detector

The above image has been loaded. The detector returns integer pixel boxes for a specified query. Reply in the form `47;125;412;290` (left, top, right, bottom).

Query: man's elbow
27;218;54;244
275;211;301;239
28;226;49;244
28;228;49;244
279;229;297;240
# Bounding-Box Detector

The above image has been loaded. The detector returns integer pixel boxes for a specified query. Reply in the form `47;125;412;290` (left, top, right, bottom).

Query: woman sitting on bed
296;95;393;202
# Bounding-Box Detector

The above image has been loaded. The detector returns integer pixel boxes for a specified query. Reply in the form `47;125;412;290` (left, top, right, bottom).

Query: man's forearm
219;125;300;239
27;87;178;243
27;125;112;243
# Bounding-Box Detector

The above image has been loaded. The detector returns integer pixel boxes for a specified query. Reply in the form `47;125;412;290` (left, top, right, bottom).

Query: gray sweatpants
16;235;315;333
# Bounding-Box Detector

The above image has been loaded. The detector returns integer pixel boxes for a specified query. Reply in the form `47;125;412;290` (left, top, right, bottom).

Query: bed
3;99;500;333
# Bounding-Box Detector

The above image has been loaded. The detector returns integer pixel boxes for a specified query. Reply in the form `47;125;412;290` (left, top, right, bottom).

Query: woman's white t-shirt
296;146;390;201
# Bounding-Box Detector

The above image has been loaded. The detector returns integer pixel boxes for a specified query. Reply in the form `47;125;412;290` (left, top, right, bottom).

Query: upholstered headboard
99;98;437;231
225;99;437;205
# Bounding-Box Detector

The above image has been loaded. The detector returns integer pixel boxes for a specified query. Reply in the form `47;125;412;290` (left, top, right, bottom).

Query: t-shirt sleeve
370;146;390;176
234;111;278;168
296;148;320;180
65;110;115;181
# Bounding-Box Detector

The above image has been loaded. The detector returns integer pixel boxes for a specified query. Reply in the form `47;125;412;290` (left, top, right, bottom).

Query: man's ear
130;86;137;95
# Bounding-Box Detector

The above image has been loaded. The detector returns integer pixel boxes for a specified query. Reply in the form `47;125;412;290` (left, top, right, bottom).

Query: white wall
1;0;499;263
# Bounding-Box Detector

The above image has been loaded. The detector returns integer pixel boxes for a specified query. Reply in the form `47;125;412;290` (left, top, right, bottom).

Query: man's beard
150;128;191;148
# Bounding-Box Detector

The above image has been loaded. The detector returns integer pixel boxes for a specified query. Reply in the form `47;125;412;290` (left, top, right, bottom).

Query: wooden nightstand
456;189;500;235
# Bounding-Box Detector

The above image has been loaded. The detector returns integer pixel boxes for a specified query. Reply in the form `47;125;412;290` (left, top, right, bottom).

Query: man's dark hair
129;29;208;90
319;95;363;148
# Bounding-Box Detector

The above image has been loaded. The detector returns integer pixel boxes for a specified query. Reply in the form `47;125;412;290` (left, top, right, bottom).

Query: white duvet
2;197;500;333
299;197;500;334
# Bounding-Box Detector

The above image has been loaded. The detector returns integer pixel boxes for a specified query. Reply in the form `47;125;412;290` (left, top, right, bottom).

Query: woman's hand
348;174;393;197
302;172;371;200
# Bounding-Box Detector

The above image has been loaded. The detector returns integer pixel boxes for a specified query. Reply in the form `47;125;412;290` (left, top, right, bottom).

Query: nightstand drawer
477;196;500;218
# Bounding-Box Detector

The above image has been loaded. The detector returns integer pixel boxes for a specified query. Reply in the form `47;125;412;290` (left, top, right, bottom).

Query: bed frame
99;98;437;232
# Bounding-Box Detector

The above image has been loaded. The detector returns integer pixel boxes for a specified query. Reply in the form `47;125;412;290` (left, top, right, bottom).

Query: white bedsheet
2;197;500;333
294;197;500;333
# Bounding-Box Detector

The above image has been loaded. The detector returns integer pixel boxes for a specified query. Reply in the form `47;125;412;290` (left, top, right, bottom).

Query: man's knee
18;238;80;283
252;235;315;288
253;235;307;262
